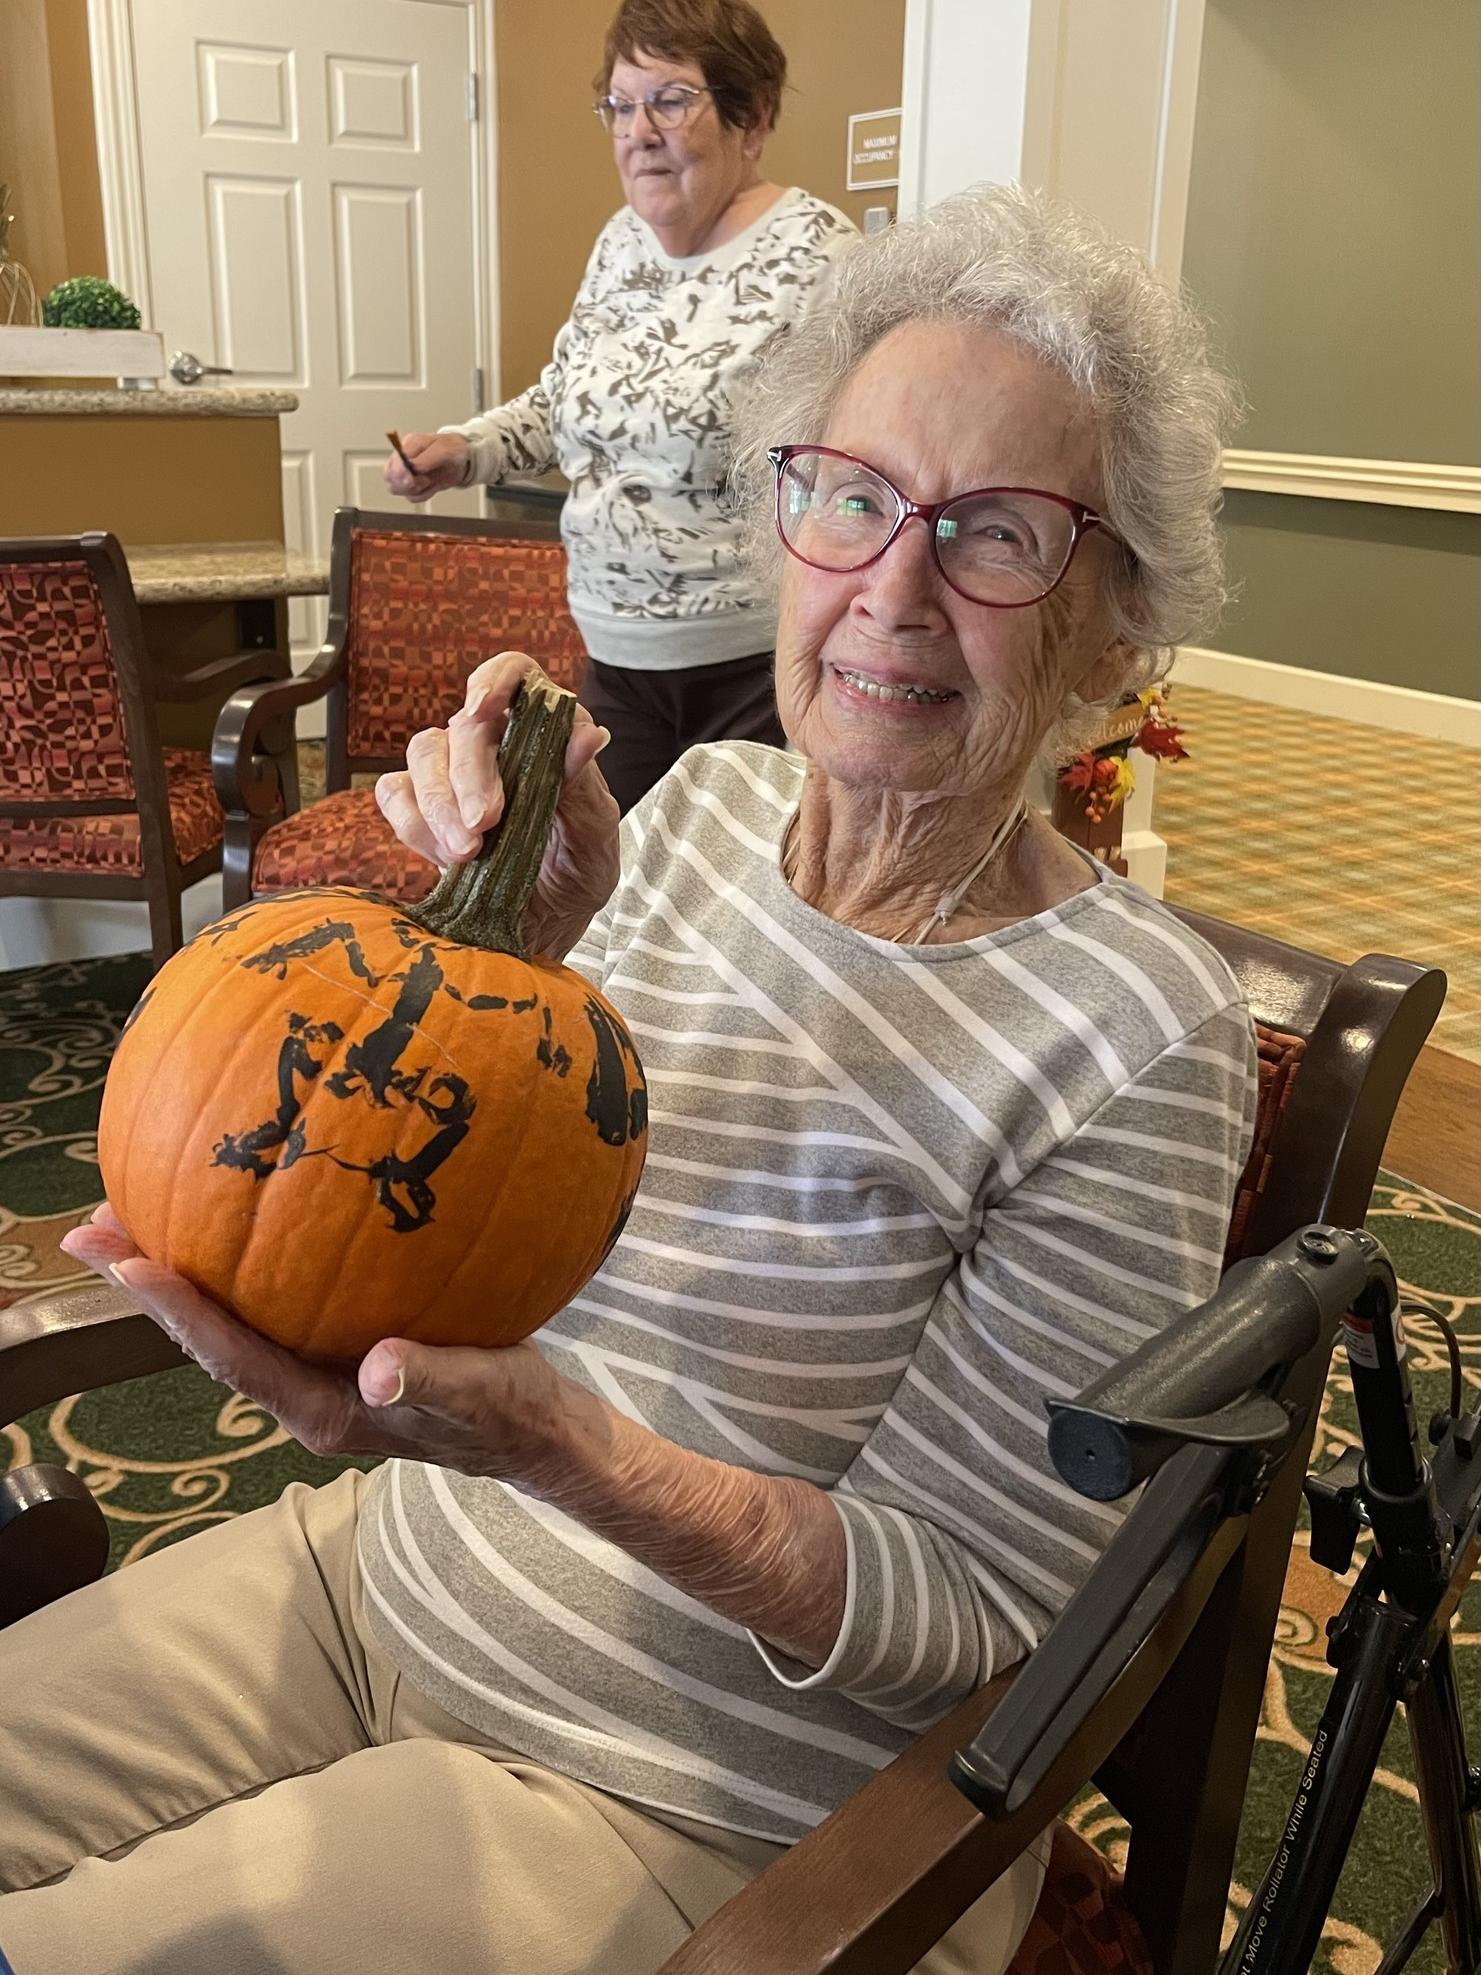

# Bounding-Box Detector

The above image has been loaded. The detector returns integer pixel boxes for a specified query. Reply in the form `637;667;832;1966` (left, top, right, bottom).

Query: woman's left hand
60;1205;585;1484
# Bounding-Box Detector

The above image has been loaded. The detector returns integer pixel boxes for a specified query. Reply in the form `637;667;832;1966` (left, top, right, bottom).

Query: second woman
386;0;857;810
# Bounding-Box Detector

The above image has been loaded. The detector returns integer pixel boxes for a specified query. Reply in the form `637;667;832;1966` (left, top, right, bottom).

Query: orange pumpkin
98;681;646;1360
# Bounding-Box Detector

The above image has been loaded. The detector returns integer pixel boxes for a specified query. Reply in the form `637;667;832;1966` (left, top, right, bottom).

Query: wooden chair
0;915;1447;1970
212;506;588;909
0;533;290;970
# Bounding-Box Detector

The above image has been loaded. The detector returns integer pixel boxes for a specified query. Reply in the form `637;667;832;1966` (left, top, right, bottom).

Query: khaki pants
0;1469;1045;1974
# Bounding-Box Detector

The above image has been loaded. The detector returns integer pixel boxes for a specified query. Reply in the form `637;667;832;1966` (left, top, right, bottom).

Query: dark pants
579;651;785;815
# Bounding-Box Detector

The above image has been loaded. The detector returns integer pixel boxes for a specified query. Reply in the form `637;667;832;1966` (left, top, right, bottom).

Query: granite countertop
0;386;298;417
125;541;329;605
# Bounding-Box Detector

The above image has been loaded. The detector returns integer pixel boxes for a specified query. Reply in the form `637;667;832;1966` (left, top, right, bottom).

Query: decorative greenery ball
41;276;141;331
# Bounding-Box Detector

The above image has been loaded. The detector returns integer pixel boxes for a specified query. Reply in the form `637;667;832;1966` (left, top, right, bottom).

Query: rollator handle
953;1227;1391;1818
1046;1227;1380;1501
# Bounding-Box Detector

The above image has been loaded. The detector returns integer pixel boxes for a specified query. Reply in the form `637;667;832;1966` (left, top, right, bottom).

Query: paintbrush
386;428;415;474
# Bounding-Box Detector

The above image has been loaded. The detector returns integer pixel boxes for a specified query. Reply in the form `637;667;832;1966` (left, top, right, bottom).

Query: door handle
169;350;234;385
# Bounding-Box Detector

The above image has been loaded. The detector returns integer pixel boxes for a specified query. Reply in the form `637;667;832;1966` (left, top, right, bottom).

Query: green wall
1182;0;1480;700
1217;493;1479;693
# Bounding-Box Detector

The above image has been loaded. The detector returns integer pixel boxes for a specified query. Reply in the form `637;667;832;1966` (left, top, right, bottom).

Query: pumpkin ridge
198;899;419;1343
123;935;247;1266
428;953;550;1336
214;936;477;1295
198;935;365;1347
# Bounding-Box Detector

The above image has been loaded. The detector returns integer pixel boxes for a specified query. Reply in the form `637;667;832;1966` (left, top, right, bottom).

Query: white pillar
900;0;1207;896
898;0;1209;279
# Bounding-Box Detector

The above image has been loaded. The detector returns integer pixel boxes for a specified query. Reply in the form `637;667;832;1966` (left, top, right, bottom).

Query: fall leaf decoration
1057;688;1189;822
1060;749;1136;825
1132;687;1190;762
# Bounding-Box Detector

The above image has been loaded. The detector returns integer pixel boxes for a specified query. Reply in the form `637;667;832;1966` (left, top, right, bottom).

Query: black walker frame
952;1224;1481;1974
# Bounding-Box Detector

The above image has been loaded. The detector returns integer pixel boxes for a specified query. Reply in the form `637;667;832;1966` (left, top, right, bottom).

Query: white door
129;0;487;669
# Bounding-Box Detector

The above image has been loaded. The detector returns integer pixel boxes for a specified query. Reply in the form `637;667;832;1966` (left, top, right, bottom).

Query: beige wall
1182;0;1480;699
0;0;108;306
495;0;906;395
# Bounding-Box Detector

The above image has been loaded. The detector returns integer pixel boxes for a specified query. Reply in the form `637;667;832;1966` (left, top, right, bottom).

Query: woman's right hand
384;431;472;501
376;654;618;962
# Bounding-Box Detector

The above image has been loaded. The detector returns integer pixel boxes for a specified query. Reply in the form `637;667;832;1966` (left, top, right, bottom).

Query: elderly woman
1;187;1254;1975
386;0;856;813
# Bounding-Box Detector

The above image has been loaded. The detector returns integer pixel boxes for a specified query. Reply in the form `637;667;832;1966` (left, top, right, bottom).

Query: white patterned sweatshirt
359;743;1259;1845
443;189;856;670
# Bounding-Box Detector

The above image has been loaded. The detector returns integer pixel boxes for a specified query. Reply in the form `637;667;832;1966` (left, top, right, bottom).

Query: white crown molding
1221;449;1481;515
1173;645;1481;746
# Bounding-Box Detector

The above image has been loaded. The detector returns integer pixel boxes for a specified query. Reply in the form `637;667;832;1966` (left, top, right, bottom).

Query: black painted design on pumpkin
599;1186;638;1265
121;984;155;1035
213;1014;345;1177
323;1070;475;1234
201;891;366;950
209;919;633;1235
443;982;540;1015
583;997;645;1145
322;945;443;1107
238;919;387;989
536;1003;573;1078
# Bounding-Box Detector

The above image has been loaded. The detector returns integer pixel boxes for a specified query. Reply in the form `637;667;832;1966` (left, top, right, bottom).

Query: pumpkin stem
407;677;577;958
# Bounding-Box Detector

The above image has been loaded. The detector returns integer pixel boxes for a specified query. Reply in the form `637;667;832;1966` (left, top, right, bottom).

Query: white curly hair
731;182;1242;751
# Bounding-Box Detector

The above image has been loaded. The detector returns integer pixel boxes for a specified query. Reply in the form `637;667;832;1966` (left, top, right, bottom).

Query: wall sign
846;109;901;192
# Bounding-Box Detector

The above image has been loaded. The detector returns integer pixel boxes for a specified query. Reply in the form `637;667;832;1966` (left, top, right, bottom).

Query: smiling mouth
832;664;958;707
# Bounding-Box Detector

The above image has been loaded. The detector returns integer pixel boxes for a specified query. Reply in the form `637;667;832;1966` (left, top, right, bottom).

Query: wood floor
1382;1045;1481;1211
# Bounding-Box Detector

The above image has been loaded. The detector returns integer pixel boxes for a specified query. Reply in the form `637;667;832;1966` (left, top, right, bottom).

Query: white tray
0;324;166;379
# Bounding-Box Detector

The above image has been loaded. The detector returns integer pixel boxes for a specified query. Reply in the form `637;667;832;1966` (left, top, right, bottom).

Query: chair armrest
1;1279;186;1429
656;1674;1022;1975
154;649;290;704
657;1665;1095;1975
211;638;345;819
659;1445;1250;1975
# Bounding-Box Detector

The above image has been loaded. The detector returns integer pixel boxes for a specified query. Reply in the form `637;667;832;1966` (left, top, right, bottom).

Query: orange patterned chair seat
251;787;436;903
1007;1826;1151;1974
0;748;222;877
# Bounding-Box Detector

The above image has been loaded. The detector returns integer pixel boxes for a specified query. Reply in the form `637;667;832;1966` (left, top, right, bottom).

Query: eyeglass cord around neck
782;797;1030;946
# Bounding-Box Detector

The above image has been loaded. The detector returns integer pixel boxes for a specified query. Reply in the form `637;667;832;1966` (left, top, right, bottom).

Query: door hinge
466;73;479;121
471;365;485;414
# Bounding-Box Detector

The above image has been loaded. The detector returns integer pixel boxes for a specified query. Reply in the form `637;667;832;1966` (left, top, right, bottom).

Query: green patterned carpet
3;951;1478;1970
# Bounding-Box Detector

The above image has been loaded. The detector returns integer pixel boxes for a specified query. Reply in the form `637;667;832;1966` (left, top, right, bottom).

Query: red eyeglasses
768;444;1113;609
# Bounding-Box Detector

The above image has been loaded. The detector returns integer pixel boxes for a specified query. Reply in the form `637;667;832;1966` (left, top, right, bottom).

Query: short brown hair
596;0;787;132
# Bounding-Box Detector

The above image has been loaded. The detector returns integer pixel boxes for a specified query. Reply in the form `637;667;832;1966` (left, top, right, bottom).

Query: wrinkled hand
383;431;471;502
60;1205;590;1486
376;652;620;961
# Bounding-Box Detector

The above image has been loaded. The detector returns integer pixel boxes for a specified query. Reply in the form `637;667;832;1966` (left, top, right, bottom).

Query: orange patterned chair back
1224;1021;1307;1263
0;556;138;806
341;526;585;766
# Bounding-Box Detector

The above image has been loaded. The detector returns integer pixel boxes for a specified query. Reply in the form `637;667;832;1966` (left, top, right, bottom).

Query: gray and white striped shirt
359;742;1259;1842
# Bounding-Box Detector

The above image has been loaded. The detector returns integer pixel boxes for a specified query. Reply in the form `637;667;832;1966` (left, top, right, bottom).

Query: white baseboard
0;876;223;974
1173;646;1481;746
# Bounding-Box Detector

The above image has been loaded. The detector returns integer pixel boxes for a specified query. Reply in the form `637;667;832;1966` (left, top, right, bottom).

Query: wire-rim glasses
767;444;1112;609
594;83;712;136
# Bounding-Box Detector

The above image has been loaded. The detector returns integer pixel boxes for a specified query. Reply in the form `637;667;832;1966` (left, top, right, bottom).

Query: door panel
206;177;307;380
334;186;424;386
197;41;297;138
328;56;419;148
